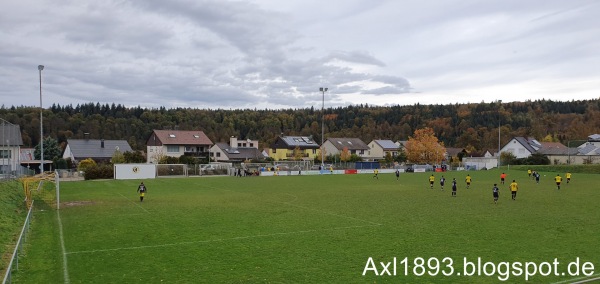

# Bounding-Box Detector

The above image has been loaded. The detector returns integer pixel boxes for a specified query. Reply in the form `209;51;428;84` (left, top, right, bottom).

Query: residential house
367;140;400;160
462;149;498;170
322;138;369;160
210;136;264;162
541;135;600;164
500;137;542;159
268;136;319;161
445;147;467;162
146;130;213;163
63;139;133;164
0;122;23;174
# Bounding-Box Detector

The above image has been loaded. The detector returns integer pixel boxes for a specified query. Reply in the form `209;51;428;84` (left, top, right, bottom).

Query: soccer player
500;172;507;185
535;172;540;184
509;180;518;200
566;172;572;184
395;169;400;180
429;174;435;189
492;183;500;204
373;168;379;179
440;176;446;191
465;174;472;189
554;174;563;190
137;182;147;202
527;169;532;179
451;178;457;197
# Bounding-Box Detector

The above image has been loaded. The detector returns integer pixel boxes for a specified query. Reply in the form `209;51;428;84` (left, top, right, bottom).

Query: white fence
2;201;34;284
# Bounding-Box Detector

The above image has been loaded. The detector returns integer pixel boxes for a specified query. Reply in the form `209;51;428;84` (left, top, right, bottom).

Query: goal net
156;164;187;177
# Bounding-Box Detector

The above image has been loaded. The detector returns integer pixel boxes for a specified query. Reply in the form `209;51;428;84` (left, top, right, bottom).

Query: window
216;152;221;157
0;150;10;159
167;145;179;153
169;134;176;138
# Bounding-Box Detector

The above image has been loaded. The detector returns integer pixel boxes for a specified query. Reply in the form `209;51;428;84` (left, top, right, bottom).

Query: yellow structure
268;136;320;161
21;172;56;209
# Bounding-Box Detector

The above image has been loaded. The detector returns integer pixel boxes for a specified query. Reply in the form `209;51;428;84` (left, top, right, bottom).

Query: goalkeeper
137;182;147;202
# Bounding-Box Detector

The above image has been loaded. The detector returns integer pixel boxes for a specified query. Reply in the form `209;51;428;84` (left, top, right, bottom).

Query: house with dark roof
0;122;24;174
63;139;133;163
268;136;320;161
366;139;400;160
210;137;265;162
146;130;213;163
322;138;369;159
500;137;543;159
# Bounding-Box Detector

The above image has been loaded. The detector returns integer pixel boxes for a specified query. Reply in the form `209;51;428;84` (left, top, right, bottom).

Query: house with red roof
146;130;213;163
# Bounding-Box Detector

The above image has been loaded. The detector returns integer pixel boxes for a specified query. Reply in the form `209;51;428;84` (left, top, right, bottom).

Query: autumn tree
404;127;446;164
293;146;304;161
340;147;351;162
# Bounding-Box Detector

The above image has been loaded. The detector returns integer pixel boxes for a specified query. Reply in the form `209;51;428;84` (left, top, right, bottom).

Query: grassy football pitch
13;170;600;283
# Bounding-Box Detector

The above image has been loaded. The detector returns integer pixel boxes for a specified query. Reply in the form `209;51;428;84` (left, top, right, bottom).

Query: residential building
146;130;213;163
210;136;265;162
322;138;369;159
63;139;133;163
500;137;542;159
268;136;319;161
367;140;400;160
0;122;23;174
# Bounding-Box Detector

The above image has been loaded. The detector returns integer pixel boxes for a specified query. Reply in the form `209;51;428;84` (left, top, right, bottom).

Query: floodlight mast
319;87;328;169
38;65;44;174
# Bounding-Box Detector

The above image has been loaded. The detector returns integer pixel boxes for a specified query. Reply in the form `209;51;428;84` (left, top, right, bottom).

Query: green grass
0;180;27;274
11;170;600;283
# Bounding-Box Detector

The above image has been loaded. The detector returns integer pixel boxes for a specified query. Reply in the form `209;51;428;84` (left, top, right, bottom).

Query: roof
273;136;320;149
373;140;399;150
578;144;598;155
66;139;133;159
0;124;23;146
327;138;369;150
511;137;540;153
446;147;466;156
589;134;600;141
215;142;263;161
152;130;212;145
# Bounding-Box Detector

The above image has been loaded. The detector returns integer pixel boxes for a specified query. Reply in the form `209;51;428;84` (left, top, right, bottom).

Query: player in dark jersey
492;184;500;204
137;182;147;202
440;176;446;191
451;178;457;197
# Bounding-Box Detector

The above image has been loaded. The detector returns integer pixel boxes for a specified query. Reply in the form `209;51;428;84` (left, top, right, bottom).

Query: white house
146;130;213;163
367;140;400;160
500;137;542;159
0;122;23;174
210;137;264;162
322;137;369;159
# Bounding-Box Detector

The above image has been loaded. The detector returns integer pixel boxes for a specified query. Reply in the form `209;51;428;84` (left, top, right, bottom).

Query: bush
84;164;114;180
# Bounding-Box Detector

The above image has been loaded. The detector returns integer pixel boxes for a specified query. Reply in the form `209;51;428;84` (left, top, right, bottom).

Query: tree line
1;99;599;154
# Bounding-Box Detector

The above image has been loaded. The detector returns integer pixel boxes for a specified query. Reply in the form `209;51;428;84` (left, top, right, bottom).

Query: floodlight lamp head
38;65;44;71
319;87;328;92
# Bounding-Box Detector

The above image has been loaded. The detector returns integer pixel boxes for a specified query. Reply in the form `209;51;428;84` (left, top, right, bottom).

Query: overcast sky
1;0;599;110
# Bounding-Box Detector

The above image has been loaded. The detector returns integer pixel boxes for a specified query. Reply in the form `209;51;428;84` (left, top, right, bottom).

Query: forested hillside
1;99;599;152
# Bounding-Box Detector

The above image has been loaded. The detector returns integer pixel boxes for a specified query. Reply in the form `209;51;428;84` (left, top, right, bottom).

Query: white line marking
66;223;381;255
552;273;600;284
57;210;70;283
116;191;150;214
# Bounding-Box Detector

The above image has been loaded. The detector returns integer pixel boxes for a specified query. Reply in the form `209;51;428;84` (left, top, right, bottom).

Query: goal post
156;164;187;178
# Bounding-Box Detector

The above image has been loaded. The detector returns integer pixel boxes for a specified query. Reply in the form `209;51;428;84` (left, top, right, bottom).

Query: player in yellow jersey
509;180;518;200
527;169;532;179
429;174;435;189
373;168;379;179
465;174;472;189
566;172;572;184
554;174;563;190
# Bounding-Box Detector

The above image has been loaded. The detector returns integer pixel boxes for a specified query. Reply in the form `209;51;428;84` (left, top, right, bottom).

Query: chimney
230;136;237;147
101;139;105;148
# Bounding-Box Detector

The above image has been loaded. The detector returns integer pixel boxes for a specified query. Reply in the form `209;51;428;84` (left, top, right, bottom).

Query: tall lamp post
567;139;587;165
498;100;502;168
319;87;328;169
38;65;44;174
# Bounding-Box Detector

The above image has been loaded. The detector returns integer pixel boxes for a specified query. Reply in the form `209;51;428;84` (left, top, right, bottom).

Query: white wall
114;164;156;179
